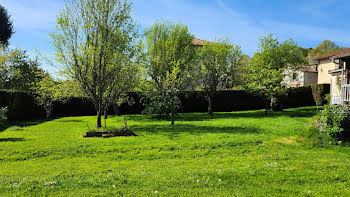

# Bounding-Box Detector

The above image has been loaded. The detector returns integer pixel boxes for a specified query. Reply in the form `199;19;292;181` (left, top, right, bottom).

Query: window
292;72;298;80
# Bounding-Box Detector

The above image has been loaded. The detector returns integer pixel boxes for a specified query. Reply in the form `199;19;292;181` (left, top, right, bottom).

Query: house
283;66;318;88
316;48;350;104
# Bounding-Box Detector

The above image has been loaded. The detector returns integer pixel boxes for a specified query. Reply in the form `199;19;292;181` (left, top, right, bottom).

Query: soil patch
83;129;137;138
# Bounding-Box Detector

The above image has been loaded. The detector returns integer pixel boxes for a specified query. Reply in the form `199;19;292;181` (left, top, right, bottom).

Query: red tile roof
192;38;210;46
301;65;317;72
317;48;350;60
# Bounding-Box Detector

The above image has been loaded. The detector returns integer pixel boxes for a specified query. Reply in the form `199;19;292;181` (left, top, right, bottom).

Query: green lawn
1;107;350;196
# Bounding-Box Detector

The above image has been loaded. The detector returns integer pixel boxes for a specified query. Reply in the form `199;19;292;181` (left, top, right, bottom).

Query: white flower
44;181;57;186
154;191;158;194
113;185;116;188
197;180;200;183
218;179;222;182
308;191;311;194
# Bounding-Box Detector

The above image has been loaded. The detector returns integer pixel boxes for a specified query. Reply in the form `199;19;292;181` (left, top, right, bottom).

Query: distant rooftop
317;48;350;60
192;38;210;46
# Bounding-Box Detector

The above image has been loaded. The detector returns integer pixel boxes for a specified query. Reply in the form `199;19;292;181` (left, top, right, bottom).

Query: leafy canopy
247;34;306;100
51;0;140;127
0;5;14;47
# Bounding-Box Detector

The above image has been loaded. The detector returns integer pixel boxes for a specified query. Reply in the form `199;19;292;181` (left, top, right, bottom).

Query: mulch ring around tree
83;129;137;138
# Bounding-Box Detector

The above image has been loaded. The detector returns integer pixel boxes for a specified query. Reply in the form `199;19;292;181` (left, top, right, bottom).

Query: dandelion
154;191;158;194
197;180;200;183
307;191;311;194
113;185;116;188
218;179;222;182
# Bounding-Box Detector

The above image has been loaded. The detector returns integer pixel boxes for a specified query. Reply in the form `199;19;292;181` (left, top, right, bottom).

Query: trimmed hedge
0;85;330;121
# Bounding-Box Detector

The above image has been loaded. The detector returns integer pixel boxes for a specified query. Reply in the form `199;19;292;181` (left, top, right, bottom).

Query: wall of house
283;69;304;88
304;72;318;85
330;74;341;97
317;59;338;84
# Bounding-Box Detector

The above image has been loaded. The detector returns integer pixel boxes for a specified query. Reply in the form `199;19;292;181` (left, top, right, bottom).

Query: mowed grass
1;107;350;196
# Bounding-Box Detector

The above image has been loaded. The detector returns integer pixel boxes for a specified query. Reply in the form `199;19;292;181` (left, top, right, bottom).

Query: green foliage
51;0;140;127
0;5;14;47
196;39;242;116
0;106;7;125
246;33;307;112
319;105;350;144
143;21;196;124
228;54;250;88
0;48;43;91
325;93;331;104
141;92;181;116
308;40;345;65
32;75;59;119
311;84;324;108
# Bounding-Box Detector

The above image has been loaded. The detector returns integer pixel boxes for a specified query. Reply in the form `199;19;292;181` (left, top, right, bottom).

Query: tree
308;40;344;65
0;48;43;91
228;54;250;88
111;62;142;116
0;5;14;47
33;74;57;119
197;39;242;116
51;0;139;128
143;21;196;125
246;34;307;113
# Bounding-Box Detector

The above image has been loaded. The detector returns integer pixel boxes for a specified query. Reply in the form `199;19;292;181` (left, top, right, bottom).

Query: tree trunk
45;109;51;119
208;96;213;117
265;98;270;114
96;110;102;128
113;104;120;116
170;96;175;125
104;109;107;128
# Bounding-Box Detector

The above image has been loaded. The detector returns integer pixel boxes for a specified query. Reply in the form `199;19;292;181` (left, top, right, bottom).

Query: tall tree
197;39;242;116
308;40;344;65
0;48;43;91
229;54;250;88
0;5;14;47
247;34;306;113
51;0;139;128
144;22;196;125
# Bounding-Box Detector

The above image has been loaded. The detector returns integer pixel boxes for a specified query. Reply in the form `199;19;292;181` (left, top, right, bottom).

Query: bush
141;92;181;116
311;84;324;108
0;106;8;125
319;105;350;144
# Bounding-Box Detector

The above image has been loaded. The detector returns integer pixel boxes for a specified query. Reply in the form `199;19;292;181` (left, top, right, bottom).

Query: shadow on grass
0;138;25;142
131;124;261;139
128;107;320;123
55;119;86;123
0;119;47;133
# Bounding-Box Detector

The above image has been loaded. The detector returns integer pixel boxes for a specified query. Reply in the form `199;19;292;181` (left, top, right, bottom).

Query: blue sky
1;0;350;71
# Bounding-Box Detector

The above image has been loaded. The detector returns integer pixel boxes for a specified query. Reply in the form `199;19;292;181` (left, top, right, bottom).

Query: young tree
33;74;57;119
0;4;14;47
197;39;242;116
51;0;139;128
144;22;196;125
247;34;306;113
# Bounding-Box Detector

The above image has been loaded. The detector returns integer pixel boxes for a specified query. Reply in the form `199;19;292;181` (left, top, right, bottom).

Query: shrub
311;84;324;109
141;92;181;116
319;105;350;144
324;93;331;104
0;106;7;125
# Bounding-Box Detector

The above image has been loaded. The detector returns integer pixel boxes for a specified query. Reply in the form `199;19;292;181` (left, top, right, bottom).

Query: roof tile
317;48;350;60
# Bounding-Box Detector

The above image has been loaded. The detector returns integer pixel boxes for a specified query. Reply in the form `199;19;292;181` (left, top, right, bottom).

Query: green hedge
0;85;330;121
